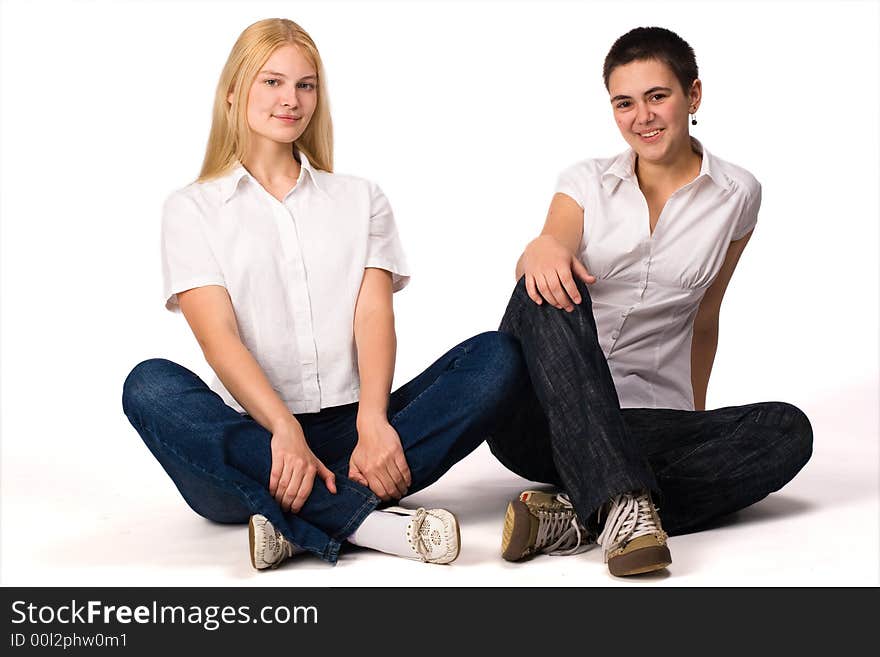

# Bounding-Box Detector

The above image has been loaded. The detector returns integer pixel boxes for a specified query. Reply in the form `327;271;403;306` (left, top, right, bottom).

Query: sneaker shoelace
596;492;662;559
535;494;593;556
407;508;433;561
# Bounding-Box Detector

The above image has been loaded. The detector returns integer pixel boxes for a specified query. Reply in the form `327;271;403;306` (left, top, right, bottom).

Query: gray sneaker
248;514;301;570
596;490;671;576
501;490;594;562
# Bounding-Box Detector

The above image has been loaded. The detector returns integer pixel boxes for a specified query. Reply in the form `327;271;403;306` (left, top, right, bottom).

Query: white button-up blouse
555;139;761;410
160;152;410;414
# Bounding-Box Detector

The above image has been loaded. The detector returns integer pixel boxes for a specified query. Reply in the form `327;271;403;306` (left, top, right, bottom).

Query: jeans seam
335;490;380;540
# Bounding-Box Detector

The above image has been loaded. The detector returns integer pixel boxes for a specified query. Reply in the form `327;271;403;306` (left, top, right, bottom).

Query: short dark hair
603;27;699;95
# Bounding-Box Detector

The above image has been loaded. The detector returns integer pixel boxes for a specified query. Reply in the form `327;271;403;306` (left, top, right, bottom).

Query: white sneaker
383;506;461;564
248;514;301;570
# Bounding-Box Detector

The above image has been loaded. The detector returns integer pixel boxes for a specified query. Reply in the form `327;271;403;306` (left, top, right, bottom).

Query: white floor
2;383;877;588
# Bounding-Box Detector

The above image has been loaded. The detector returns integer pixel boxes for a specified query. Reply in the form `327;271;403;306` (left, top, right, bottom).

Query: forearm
690;324;719;411
204;336;299;434
354;306;396;424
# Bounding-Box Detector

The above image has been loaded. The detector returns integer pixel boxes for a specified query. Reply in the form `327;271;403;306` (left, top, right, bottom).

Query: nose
281;90;299;110
635;101;654;126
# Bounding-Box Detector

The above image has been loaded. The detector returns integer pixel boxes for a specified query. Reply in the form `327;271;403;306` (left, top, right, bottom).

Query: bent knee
122;358;186;417
754;401;813;475
463;331;528;400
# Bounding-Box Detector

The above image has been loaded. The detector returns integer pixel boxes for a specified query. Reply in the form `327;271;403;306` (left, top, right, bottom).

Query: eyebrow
610;86;674;103
258;70;318;81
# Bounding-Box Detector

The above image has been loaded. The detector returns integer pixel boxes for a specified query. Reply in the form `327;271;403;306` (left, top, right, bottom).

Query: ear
227;91;233;105
689;79;703;113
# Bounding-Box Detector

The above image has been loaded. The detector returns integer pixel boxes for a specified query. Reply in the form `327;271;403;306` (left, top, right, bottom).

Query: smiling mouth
638;128;663;138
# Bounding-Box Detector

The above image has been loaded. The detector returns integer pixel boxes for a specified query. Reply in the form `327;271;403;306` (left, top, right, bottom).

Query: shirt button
612;332;619;339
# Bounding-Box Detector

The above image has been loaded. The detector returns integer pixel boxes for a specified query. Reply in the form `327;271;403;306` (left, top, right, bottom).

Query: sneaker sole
607;544;671;577
248;516;259;570
501;500;532;562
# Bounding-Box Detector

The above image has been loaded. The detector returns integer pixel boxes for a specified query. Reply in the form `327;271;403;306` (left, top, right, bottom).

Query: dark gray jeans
487;278;813;535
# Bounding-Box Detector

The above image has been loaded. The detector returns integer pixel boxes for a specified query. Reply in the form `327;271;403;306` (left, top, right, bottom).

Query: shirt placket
271;196;322;409
608;188;652;355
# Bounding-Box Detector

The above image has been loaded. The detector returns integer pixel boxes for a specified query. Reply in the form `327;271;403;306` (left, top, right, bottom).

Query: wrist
356;408;389;431
269;414;301;435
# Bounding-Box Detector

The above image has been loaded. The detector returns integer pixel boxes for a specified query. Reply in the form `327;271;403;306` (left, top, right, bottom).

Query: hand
349;415;412;501
519;235;596;311
268;421;337;513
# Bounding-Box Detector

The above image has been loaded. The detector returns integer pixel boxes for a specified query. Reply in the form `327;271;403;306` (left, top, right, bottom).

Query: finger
376;467;402;500
368;474;391;501
282;468;305;511
572;257;596;284
348;463;368;487
525;275;543;305
537;273;564;309
274;459;293;504
384;461;408;499
549;268;575;309
268;457;283;497
319;462;337;494
291;469;315;514
559;269;582;307
394;451;412;489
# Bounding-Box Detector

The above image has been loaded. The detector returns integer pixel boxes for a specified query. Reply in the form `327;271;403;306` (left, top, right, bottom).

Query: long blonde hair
197;18;333;182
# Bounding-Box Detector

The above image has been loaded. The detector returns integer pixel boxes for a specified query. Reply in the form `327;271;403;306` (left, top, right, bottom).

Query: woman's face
607;58;701;165
229;44;319;147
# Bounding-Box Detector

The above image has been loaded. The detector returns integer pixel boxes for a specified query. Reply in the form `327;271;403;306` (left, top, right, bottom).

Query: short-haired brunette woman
488;27;813;577
122;18;525;570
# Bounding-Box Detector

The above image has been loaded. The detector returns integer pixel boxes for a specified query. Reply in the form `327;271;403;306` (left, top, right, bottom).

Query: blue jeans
487;278;814;534
122;331;526;563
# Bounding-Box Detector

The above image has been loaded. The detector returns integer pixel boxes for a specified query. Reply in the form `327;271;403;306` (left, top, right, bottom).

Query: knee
782;402;813;472
122;358;184;419
756;401;813;478
467;331;528;394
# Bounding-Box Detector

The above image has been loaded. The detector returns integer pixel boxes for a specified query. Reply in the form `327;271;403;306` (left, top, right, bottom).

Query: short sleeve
732;180;762;241
554;162;590;209
160;191;226;312
365;183;410;292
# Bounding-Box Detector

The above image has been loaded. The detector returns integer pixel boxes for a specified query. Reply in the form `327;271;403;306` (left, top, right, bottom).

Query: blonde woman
122;18;525;569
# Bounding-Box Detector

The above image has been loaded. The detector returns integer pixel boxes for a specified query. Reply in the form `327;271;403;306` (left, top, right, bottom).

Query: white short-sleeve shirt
160;152;410;414
555;138;761;410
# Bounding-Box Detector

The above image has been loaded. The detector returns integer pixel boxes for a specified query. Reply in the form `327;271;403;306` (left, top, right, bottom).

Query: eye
650;93;667;102
296;82;316;90
615;100;631;109
263;79;280;87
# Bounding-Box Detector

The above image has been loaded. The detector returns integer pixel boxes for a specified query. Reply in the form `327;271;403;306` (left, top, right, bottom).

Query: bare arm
177;284;336;510
516;193;596;311
178;285;296;433
690;230;753;410
348;268;411;501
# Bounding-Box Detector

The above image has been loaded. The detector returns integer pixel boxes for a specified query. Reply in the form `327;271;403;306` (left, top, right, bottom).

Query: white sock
347;509;414;558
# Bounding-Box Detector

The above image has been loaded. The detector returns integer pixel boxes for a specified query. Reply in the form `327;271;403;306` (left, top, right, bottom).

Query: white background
1;0;877;586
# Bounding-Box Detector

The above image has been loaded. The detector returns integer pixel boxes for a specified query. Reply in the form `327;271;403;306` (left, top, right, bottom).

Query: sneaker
596;490;671;576
383;506;460;564
248;514;300;570
501;490;594;562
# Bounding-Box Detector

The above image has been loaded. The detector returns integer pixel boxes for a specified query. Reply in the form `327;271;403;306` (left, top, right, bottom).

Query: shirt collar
600;137;731;193
220;149;324;203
